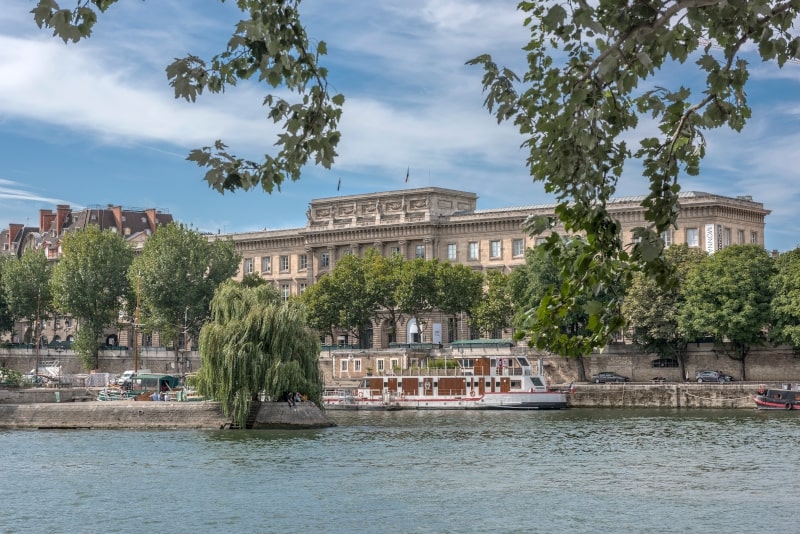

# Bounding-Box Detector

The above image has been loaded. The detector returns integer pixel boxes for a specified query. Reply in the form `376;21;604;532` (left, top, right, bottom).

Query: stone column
397;240;408;259
423;237;433;260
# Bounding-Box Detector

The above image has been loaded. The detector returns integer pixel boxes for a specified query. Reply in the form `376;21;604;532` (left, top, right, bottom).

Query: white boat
322;355;567;410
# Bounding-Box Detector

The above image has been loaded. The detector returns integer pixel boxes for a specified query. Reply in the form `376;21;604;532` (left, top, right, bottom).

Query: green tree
32;0;344;195
130;223;239;367
679;245;774;380
3;249;53;344
299;254;374;346
436;263;484;336
472;269;513;338
328;254;374;345
395;259;440;343
300;274;341;344
363;249;404;343
509;243;608;381
468;1;800;355
195;282;322;428
50;226;133;369
623;245;706;379
769;247;800;351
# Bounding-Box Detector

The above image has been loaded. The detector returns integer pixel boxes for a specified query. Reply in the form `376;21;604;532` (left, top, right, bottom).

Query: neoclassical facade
221;187;770;348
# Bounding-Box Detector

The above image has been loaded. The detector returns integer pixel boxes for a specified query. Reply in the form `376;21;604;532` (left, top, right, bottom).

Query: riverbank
567;382;759;409
0;400;335;429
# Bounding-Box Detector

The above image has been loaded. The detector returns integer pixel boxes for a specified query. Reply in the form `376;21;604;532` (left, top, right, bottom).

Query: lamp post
34;290;41;384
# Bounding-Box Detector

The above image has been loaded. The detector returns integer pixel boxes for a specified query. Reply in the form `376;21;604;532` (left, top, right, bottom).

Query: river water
1;408;798;533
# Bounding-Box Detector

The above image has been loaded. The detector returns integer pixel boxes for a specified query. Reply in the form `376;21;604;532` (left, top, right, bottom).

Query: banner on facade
432;323;442;344
705;224;715;254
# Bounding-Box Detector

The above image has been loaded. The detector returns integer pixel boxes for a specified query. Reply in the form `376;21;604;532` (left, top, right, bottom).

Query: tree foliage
394;258;440;342
50;226;134;369
769;247;800;350
679;244;774;380
32;0;344;194
468;0;800;356
623;244;706;376
195;282;322;428
129;223;240;355
472;269;513;338
2;250;53;339
508;243;615;380
436;262;484;319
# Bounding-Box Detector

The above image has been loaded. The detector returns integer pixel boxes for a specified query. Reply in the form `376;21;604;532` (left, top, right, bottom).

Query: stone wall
0;401;229;429
567;383;757;409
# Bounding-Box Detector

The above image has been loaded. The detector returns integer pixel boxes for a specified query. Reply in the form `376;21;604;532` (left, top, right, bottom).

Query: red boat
753;386;800;410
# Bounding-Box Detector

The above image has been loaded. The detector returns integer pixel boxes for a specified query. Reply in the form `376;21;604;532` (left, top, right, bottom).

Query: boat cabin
130;373;180;392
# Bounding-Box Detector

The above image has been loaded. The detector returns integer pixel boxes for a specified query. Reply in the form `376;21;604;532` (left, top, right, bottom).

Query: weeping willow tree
195;281;322;428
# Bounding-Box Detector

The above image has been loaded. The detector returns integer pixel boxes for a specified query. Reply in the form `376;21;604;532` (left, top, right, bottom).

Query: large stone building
221;187;770;348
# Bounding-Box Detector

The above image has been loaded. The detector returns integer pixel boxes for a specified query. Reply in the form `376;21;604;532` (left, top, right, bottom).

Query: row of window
665;228;758;248
448;238;526;261
244;238;527;277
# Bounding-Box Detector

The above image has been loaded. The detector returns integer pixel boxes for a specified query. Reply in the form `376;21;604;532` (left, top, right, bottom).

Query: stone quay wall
0;401;230;429
0;400;335;430
566;383;758;409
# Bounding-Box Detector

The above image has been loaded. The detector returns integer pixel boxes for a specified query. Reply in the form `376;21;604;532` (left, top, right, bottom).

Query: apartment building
0;204;173;347
221;187;770;348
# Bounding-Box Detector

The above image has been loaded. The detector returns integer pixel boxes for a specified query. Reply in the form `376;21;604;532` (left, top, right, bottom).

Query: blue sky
1;1;799;251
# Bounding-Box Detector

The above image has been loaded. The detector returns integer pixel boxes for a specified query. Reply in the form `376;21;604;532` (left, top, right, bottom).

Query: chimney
8;223;23;248
146;209;157;233
55;205;71;235
111;206;123;234
39;209;54;233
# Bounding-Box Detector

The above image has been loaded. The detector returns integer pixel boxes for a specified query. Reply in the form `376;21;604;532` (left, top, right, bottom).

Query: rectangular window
390;358;399;371
281;284;290;302
340;359;348;372
320;251;330;267
724;228;731;247
279;255;290;272
244;258;254;274
299;283;307;295
415;244;425;259
535;237;547;246
354;360;362;372
377;359;385;372
447;243;457;261
261;256;271;273
390;246;401;256
490;240;501;258
737;229;745;244
448;317;456;343
686;228;699;247
299;254;308;271
751;231;758;244
468;242;479;260
661;230;672;247
512;239;524;257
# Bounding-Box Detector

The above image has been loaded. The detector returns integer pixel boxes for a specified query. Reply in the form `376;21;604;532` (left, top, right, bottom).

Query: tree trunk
575;355;587;382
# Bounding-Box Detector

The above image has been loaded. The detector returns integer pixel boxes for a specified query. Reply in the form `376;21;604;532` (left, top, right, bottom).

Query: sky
1;1;799;251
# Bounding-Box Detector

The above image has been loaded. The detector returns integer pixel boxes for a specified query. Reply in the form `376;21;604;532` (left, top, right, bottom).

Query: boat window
511;381;521;389
531;377;544;387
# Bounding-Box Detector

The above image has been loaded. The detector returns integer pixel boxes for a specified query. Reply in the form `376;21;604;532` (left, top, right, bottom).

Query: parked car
695;370;734;383
591;372;630;383
652;358;679;368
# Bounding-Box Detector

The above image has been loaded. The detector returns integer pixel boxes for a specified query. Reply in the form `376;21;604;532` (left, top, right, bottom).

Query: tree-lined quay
6;1;800;419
